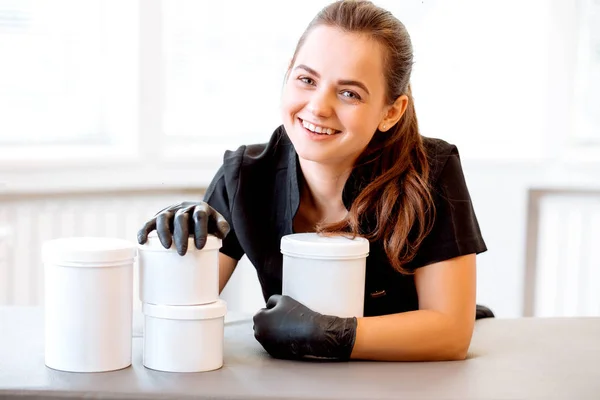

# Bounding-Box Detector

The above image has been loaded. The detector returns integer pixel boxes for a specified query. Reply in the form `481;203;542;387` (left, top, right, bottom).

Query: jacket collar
282;128;366;223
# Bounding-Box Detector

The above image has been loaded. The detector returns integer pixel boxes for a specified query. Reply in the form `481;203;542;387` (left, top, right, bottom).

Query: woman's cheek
281;85;297;113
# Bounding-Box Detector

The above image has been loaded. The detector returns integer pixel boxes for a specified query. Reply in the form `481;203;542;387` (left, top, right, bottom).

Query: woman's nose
307;89;333;118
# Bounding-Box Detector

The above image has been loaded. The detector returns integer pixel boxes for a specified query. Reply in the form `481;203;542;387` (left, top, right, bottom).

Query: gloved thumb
266;294;282;309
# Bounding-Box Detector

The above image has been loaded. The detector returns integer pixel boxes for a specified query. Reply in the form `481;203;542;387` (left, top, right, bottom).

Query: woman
138;0;489;362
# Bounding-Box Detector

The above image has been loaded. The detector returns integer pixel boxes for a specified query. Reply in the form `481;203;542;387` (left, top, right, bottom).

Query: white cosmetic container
142;300;227;373
281;233;369;318
42;237;137;373
138;233;222;305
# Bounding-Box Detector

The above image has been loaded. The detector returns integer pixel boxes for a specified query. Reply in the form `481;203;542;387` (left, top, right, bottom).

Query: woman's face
281;25;390;167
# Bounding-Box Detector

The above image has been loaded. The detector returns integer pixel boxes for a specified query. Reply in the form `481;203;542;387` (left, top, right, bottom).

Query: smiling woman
138;0;489;363
280;9;431;276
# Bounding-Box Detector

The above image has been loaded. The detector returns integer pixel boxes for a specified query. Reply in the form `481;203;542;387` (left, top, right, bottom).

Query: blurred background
0;0;599;318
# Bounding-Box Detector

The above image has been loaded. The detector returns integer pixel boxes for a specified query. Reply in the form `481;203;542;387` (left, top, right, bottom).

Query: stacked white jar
138;233;226;372
43;237;137;373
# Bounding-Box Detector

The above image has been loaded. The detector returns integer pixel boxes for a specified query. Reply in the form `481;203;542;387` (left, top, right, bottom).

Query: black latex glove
137;201;230;256
253;295;357;361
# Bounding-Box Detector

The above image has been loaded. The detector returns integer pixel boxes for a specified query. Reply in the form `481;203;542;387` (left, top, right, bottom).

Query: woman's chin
294;146;346;165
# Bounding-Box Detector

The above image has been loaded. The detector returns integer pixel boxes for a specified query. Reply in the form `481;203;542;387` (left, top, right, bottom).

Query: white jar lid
280;233;369;259
42;237;137;264
140;232;222;252
143;299;227;320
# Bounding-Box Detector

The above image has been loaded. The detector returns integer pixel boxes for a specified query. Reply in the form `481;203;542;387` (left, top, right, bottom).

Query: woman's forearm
350;309;474;361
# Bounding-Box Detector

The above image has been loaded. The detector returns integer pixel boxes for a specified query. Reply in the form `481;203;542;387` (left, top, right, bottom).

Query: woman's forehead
294;25;386;89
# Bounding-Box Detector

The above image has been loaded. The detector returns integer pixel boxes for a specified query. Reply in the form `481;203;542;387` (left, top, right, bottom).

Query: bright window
573;0;600;143
0;0;137;150
0;0;596;174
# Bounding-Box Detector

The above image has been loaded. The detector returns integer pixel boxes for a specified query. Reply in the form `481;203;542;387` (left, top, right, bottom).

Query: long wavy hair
288;0;435;274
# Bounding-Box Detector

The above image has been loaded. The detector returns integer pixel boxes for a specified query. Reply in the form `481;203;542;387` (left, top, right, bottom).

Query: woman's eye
299;77;315;85
341;90;361;101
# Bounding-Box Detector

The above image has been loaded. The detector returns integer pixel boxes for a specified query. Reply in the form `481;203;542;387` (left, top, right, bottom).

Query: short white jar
142;300;227;373
43;237;137;373
281;233;369;318
138;233;222;305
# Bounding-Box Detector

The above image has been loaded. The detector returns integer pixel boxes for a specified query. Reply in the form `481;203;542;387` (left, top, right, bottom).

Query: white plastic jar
142;299;227;372
138;233;222;306
42;237;137;373
281;233;369;318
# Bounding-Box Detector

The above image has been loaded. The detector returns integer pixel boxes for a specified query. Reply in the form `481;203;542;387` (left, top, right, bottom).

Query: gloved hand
253;295;357;360
137;201;230;256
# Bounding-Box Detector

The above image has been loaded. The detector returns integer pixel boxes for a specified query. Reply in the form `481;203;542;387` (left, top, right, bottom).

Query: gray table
1;307;599;400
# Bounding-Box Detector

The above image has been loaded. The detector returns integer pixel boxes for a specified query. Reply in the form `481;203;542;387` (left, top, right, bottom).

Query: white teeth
301;119;337;135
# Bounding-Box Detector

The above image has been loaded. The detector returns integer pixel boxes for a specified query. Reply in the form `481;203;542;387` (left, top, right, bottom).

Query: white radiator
0;189;203;306
526;190;600;317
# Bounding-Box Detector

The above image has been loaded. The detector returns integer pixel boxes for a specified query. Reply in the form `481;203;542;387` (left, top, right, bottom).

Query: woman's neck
297;158;352;224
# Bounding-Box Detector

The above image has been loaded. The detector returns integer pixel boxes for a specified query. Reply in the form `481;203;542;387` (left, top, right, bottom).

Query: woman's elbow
439;340;470;361
443;325;473;361
448;346;469;361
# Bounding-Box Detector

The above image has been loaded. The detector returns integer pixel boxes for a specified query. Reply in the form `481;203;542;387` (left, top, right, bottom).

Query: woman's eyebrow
294;64;370;95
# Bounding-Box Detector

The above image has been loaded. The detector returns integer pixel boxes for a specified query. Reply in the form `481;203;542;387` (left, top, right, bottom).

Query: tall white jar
281;233;369;318
42;237;137;373
138;233;222;305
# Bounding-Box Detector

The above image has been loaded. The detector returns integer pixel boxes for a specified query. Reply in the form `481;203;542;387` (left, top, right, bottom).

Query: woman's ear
379;94;409;131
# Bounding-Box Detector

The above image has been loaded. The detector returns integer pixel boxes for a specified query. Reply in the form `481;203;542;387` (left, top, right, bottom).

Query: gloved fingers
261;342;297;360
192;203;209;250
208;207;230;239
156;210;175;249
174;205;194;256
253;295;280;328
137;218;156;245
252;311;261;329
254;324;303;360
153;201;182;217
276;295;307;312
252;308;268;334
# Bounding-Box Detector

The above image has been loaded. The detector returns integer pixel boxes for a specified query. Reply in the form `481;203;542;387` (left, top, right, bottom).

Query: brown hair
288;0;435;273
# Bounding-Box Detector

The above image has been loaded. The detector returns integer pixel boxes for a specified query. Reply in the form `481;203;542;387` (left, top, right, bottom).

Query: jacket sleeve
407;146;487;269
203;165;245;261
